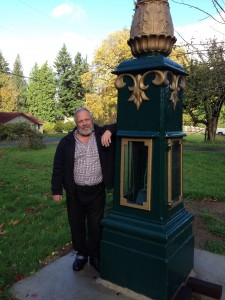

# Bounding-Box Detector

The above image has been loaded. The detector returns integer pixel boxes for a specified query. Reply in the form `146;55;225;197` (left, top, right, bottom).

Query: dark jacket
51;124;116;195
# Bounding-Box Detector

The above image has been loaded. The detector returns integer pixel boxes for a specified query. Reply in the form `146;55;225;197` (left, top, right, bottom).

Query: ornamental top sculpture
128;0;177;57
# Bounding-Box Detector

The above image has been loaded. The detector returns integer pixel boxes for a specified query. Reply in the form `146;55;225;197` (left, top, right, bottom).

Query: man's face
76;110;94;136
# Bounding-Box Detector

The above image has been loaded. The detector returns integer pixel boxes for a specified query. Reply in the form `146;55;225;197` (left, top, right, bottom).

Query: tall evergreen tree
26;62;56;122
54;44;75;117
0;50;10;73
72;52;89;110
12;54;27;111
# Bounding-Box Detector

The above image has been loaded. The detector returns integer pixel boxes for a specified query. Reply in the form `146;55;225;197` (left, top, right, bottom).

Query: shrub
43;122;55;134
63;121;74;133
0;124;7;141
18;127;45;150
0;123;45;149
54;121;64;133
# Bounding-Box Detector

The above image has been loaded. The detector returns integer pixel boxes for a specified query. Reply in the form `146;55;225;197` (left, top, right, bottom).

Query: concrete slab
10;249;225;300
193;248;225;299
10;251;137;300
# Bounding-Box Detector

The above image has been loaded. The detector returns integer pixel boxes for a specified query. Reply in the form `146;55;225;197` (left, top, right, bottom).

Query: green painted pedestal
100;55;194;300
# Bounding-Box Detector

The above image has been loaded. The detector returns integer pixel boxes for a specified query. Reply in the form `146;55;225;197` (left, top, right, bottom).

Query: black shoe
89;257;100;272
73;255;87;271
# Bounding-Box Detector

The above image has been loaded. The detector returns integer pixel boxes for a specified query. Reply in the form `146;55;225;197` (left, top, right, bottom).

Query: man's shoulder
59;130;75;144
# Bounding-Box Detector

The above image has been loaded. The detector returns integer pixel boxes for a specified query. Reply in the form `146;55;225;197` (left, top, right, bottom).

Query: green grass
183;133;225;147
1;134;225;298
183;151;225;201
200;208;225;255
0;145;71;299
183;134;225;201
201;213;225;237
202;240;225;255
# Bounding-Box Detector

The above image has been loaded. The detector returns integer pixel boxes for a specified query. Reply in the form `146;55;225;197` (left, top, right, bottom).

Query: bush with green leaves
0;123;45;149
0;124;8;140
63;121;75;133
43;122;55;134
54;121;64;133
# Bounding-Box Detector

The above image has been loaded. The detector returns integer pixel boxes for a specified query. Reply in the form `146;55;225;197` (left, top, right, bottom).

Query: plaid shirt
74;131;103;186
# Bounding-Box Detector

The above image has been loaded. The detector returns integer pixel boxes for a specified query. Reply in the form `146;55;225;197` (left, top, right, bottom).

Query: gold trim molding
115;70;186;110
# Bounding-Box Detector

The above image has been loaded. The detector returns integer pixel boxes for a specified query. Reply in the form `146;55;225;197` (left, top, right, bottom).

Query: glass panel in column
168;138;183;208
120;138;152;211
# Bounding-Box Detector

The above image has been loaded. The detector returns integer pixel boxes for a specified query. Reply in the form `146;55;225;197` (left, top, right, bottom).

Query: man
51;107;116;272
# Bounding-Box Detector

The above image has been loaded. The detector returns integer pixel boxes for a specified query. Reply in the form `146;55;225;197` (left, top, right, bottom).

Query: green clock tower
100;1;194;299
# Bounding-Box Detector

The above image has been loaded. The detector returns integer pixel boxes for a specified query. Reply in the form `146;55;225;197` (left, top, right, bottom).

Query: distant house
0;112;44;133
63;115;74;123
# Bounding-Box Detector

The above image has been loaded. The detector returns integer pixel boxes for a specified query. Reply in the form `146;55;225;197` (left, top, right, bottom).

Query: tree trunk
206;117;218;141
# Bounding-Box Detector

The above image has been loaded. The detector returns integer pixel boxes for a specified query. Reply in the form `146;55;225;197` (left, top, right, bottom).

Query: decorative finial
128;0;177;57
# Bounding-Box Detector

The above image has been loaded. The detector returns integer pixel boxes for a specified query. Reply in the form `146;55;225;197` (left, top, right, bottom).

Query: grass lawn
0;134;225;299
183;150;225;200
0;144;71;299
183;132;225;147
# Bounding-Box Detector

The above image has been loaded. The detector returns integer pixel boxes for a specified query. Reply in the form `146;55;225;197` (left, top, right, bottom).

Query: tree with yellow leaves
0;74;18;112
169;45;189;67
83;29;133;124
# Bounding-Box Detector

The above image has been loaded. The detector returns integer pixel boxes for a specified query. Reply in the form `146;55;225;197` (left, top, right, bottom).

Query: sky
0;0;225;77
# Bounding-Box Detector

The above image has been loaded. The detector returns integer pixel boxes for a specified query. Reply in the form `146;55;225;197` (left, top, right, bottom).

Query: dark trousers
66;182;105;258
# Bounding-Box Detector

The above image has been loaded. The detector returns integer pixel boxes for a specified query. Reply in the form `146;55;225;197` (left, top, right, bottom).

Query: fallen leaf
43;192;51;197
31;293;38;298
9;219;20;225
0;224;5;235
25;207;39;217
13;185;20;189
15;273;24;281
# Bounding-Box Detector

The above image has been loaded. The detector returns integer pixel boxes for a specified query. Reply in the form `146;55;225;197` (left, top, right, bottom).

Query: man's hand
101;130;112;147
53;195;62;203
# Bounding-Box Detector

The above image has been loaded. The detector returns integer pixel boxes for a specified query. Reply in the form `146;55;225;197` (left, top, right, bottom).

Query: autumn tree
0;51;18;111
26;62;56;122
183;39;225;141
84;29;133;123
0;74;18;112
11;54;27;111
169;46;189;67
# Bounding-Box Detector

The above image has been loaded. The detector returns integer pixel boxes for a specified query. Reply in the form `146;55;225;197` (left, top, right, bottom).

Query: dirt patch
40;199;225;269
185;199;225;249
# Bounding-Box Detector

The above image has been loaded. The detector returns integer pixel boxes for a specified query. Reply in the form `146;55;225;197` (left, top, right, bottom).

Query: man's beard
77;126;94;136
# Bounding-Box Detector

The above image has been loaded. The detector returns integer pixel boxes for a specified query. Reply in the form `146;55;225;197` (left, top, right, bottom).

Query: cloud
51;3;86;21
175;11;225;45
3;31;99;77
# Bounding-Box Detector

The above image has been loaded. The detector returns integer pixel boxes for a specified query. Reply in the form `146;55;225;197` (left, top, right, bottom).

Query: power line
0;25;38;42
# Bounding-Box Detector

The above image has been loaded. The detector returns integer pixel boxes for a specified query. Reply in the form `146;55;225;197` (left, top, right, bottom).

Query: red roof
0;112;44;125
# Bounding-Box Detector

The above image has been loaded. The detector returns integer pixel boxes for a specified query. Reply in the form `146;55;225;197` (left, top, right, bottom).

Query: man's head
74;107;94;136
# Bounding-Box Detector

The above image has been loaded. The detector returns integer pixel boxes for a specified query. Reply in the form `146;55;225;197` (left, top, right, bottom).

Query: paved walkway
1;138;225;152
10;248;225;300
